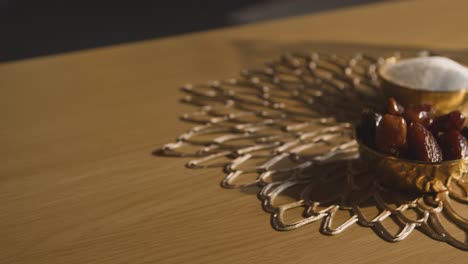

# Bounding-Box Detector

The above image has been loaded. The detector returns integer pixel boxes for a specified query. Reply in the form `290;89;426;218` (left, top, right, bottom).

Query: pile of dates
357;97;468;162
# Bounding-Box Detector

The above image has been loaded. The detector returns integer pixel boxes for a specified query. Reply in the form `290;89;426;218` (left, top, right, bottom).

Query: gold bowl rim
378;56;468;94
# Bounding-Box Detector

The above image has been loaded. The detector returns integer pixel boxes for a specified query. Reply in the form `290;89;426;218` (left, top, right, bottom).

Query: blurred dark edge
0;0;381;62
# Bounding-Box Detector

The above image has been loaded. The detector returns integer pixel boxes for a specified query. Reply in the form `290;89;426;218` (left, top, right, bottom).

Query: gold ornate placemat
157;49;468;250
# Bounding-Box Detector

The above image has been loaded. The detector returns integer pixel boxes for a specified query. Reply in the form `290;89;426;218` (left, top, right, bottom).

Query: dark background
1;0;380;62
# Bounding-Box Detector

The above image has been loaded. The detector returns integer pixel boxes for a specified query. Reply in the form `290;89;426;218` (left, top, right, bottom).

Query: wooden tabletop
1;1;467;263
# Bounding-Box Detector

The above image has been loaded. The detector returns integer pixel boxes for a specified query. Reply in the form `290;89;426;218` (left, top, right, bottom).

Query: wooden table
1;1;467;263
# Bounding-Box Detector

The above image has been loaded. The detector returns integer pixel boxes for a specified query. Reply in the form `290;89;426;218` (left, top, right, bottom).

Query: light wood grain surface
1;1;468;263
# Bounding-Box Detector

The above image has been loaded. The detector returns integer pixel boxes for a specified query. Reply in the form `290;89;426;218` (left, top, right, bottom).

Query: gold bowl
378;56;468;114
356;134;468;193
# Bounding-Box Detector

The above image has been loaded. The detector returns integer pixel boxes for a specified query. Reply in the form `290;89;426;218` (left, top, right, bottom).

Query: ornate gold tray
157;51;468;250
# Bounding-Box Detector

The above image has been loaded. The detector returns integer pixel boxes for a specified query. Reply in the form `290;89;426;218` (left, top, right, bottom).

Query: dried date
430;110;465;135
407;122;443;163
438;130;468;160
375;114;407;156
403;104;435;127
358;109;382;148
386;97;405;116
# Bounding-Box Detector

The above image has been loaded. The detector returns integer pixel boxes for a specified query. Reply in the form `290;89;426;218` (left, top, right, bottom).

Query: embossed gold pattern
358;136;468;193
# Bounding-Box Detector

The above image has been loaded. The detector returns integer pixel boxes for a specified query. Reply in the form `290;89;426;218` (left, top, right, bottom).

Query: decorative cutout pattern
157;51;468;250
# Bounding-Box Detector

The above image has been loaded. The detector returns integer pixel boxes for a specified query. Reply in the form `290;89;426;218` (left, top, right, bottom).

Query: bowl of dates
356;97;468;193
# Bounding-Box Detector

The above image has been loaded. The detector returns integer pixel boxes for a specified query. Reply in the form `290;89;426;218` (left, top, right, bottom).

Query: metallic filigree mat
157;51;468;250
